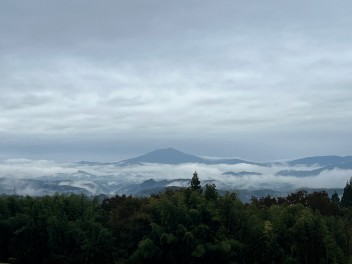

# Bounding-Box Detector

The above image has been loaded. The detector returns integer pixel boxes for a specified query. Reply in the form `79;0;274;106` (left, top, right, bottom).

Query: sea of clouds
0;158;350;196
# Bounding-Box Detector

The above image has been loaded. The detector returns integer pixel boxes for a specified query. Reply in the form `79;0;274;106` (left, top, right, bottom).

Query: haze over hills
79;148;352;169
287;156;352;167
1;148;352;202
114;148;352;173
277;156;352;177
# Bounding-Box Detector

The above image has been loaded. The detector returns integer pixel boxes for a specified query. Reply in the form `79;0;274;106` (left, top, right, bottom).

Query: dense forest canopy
1;176;352;264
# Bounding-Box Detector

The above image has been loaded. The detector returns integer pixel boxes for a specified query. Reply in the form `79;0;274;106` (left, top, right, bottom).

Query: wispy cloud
1;0;352;160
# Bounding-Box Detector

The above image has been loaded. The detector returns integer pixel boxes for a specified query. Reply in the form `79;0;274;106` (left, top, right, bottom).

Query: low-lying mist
0;158;350;197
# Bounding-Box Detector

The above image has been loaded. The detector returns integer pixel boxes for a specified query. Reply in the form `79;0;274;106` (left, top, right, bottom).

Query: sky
1;0;352;162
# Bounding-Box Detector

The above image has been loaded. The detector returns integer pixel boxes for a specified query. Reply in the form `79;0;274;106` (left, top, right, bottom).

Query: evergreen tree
191;171;201;191
331;191;340;204
204;184;218;201
341;177;352;207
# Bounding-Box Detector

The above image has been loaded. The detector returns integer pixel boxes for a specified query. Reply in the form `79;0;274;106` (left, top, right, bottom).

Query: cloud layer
0;159;350;194
1;0;352;160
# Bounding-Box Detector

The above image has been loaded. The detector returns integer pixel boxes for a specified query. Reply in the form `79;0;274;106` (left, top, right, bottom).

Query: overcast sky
1;0;352;162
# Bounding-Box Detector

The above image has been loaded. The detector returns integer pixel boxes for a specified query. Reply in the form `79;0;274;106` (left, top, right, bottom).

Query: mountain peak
117;148;262;166
118;148;204;165
148;148;183;154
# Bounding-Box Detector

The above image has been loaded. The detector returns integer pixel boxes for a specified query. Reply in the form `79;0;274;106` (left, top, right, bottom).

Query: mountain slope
287;156;352;167
277;161;352;177
117;148;262;166
117;148;204;165
222;171;262;177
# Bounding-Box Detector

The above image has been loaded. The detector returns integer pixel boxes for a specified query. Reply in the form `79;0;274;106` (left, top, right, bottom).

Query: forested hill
1;176;352;263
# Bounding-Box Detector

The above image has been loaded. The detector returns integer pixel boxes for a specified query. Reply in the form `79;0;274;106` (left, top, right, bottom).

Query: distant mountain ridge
274;155;352;177
116;148;263;166
277;161;352;177
223;171;263;177
78;149;352;172
118;148;204;165
287;155;352;167
114;149;352;177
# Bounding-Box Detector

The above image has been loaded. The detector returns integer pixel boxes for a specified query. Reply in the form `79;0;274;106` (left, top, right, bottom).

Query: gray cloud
1;0;352;161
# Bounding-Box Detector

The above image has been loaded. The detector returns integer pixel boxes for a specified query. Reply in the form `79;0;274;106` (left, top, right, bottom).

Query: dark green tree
191;171;201;191
341;178;352;207
331;191;341;214
204;184;218;201
331;191;340;204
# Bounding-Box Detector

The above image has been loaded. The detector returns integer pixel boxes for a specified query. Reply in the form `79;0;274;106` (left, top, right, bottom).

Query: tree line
1;173;352;263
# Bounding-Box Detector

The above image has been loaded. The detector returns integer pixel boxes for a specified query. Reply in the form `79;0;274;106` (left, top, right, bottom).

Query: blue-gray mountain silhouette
277;160;352;177
223;171;262;177
118;148;204;164
117;148;262;165
287;155;352;166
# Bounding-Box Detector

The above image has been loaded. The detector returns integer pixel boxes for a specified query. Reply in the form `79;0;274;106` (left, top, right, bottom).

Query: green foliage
0;194;114;264
1;177;352;263
332;191;341;205
191;171;201;191
204;184;218;201
130;238;161;263
341;178;352;207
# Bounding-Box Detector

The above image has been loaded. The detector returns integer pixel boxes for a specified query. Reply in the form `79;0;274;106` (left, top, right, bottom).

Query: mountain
276;161;352;177
223;171;262;177
276;169;323;177
116;148;263;166
287;155;352;167
117;148;204;165
274;155;352;177
79;153;352;167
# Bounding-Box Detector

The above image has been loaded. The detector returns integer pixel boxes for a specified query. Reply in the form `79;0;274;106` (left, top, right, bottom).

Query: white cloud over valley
1;159;349;196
